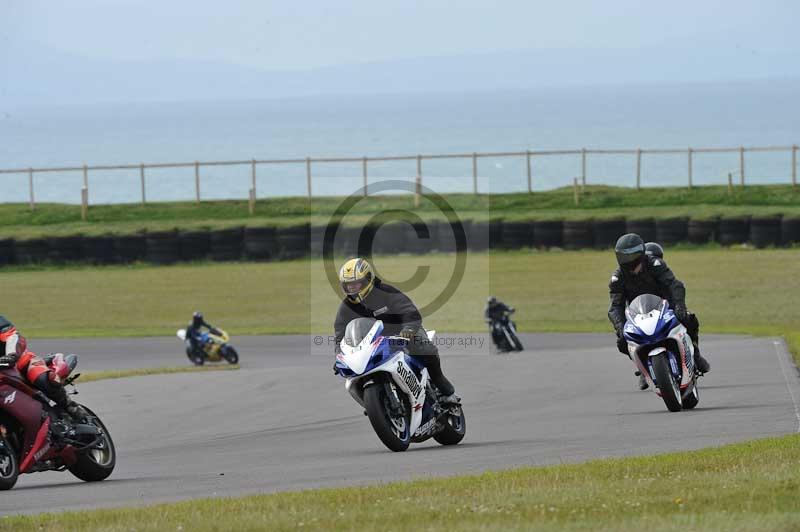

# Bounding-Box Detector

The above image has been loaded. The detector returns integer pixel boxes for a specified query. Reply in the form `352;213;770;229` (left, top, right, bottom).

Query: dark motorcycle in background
488;309;523;352
0;354;116;490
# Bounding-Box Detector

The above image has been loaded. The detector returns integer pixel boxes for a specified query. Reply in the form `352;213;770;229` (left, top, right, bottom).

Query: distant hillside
1;39;798;106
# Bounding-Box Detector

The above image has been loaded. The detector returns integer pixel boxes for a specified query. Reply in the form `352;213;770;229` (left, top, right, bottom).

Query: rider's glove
332;361;340;375
399;327;417;341
673;304;689;323
616;333;628;355
0;355;15;367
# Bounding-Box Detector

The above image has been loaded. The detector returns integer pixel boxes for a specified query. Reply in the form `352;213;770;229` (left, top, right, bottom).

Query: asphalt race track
3;333;799;515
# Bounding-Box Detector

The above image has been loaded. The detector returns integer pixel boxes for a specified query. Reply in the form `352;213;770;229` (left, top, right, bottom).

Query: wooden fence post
28;168;35;210
792;145;797;189
248;188;255;215
416;155;422;207
526;150;532;193
687;148;693;189
581;147;587;189
251;159;257;199
635;149;642;190
81;187;88;221
728;172;733;195
573;178;580;206
362;157;368;197
194;162;200;203
306;157;312;201
472;153;478;195
140;164;146;204
739;146;745;187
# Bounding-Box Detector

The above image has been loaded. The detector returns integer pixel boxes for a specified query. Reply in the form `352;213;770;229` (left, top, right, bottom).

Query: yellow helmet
339;258;375;303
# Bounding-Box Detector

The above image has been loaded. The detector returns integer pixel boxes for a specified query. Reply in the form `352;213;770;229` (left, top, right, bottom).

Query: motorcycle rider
0;316;82;419
185;311;221;361
609;234;711;390
484;296;517;351
333;257;459;404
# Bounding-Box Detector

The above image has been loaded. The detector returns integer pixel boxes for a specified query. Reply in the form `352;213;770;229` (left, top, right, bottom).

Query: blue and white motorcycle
623;294;701;412
334;318;466;452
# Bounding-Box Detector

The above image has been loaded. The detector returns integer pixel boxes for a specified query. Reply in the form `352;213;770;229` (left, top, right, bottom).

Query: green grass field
3;433;798;531
2;184;800;238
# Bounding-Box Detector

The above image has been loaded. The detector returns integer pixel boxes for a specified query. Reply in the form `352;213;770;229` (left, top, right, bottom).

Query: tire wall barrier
2;215;797;267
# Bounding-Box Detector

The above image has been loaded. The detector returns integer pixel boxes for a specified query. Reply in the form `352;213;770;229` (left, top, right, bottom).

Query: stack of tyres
146;231;180;265
308;225;327;257
405;223;434;254
533;220;563;248
210;227;244;261
488;220;504;249
781;216;800;245
47;236;83;263
448;219;470;252
718;216;750;246
467;221;490;252
0;239;15;266
243;227;278;260
592;218;625;249
14;239;49;264
179;230;211;261
625;218;657;242
276;224;309;260
562;220;593;250
81;235;116;264
749;216;782;248
372;223;407;255
655;218;688;245
687;218;718;244
501;221;534;249
114;234;147;263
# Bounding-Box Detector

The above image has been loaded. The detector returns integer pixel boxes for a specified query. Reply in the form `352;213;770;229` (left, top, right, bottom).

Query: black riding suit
485;301;514;348
333;278;455;395
608;255;700;351
185;316;218;358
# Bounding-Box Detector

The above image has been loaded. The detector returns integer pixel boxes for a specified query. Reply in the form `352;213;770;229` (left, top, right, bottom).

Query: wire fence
0;144;797;215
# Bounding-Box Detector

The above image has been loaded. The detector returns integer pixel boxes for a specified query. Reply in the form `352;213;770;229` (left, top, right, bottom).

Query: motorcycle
334;318;466;452
623;294;701;412
0;353;116;490
488;310;523;352
176;328;239;366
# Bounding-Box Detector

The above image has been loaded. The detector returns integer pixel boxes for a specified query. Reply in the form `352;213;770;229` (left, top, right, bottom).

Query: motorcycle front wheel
652;353;682;412
221;345;239;364
364;382;411;452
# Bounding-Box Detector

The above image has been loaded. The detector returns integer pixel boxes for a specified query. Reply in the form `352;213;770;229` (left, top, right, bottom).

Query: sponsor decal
611;275;619;283
654;259;662;267
415;417;438;436
373;306;389;317
33;442;51;462
3;391;15;405
396;360;422;399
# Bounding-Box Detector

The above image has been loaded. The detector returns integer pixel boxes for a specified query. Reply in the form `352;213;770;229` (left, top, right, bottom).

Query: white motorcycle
334;318;466;452
623;294;701;412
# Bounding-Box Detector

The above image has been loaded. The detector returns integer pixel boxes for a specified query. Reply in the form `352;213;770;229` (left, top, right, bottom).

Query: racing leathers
608;254;708;372
0;316;78;415
333;278;456;397
185;316;219;359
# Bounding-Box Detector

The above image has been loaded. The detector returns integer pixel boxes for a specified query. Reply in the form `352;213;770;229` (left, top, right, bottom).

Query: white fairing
176;329;187;340
632;313;660;336
340;320;430;437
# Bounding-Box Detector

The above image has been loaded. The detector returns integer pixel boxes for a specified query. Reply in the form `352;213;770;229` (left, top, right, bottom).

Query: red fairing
49;353;70;382
19;417;50;473
0;369;45;455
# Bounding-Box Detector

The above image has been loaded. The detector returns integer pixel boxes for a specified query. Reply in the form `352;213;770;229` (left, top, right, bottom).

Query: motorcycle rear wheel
364;382;411;452
0;438;18;490
433;406;466;446
68;406;116;482
652;353;683;412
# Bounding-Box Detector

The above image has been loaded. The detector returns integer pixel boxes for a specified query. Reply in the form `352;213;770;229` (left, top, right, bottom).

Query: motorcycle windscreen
625;294;665;322
343;317;382;351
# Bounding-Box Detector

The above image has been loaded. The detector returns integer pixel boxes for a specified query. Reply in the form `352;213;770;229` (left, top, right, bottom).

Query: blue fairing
623;309;680;345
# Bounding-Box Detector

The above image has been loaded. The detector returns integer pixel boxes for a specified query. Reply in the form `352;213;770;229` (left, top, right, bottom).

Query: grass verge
2;184;800;238
2;433;799;531
76;364;238;383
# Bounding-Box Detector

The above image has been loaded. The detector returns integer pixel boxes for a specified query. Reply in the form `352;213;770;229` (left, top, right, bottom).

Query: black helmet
487;296;497;305
193;311;203;320
614;233;645;273
644;242;664;259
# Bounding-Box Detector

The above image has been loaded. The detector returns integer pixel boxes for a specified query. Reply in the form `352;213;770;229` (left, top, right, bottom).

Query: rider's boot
693;344;711;374
635;370;649;390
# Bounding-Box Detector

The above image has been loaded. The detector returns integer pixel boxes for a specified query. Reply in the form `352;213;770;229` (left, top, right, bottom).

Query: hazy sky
3;0;798;70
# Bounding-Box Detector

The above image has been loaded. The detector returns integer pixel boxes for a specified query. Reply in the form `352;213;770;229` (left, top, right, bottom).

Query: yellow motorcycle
176;328;239;365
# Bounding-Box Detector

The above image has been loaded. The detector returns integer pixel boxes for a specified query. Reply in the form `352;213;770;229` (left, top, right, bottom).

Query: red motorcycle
0;353;115;490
